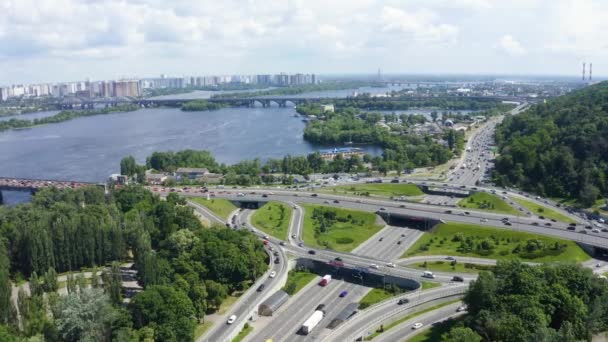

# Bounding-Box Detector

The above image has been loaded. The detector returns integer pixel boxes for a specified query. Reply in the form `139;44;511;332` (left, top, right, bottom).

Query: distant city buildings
0;72;318;102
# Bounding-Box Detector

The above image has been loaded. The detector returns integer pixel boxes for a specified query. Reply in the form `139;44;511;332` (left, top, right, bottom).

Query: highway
373;302;465;342
352;226;424;261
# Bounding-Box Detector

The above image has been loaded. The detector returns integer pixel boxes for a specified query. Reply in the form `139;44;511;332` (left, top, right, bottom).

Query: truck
461;163;466;169
319;274;332;286
301;310;325;335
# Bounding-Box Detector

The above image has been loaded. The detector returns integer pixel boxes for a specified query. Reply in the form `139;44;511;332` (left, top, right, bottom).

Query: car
401;234;406;237
298;242;304;247
324;200;330;204
308;250;316;255
545;223;552;226
569;223;577;226
412;323;423;330
397;241;402;245
445;256;455;260
452;276;464;282
593;229;600;233
269;271;276;278
457;305;467;312
539;216;545;220
567;226;576;230
262;194;268;198
227;315;237;324
464;211;470;215
602;228;608;232
339;290;349;297
480;218;488;223
274;258;280;264
291;234;297;239
597;263;602;268
379;237;384;242
532;222;539;226
400;204;406;208
397;298;409;305
335;257;343;262
311;194;318;197
279;241;286;246
386;263;396;268
257;284;265;292
551;219;557;222
263;235;269;240
369;264;379;269
333;200;340;203
580;230;588;234
379;207;386;211
504;222;512;226
586;225;593;229
445;210;453;214
316;304;326;311
273;251;279;256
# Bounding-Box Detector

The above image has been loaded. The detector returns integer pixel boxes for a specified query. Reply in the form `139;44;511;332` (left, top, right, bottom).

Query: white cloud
499;35;526;56
380;6;459;43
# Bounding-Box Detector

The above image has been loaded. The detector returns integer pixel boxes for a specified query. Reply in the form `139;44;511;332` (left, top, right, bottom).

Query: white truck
461;163;467;169
319;274;332;286
301;310;325;335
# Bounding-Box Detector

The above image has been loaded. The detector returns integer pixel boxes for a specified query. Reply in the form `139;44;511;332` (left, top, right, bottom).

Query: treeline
143;83;270;98
181;100;226;111
442;260;608;341
333;96;505;111
0;185;268;341
494;81;608;206
0;104;139;132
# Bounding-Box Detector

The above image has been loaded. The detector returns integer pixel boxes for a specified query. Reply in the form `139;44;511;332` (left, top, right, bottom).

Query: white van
422;271;435;279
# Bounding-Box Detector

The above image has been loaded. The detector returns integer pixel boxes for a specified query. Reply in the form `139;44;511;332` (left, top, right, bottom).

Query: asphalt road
353;226;423;261
247;279;369;342
373;302;464;342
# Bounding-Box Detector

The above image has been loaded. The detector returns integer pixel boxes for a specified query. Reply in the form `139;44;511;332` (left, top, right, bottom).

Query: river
0;106;382;184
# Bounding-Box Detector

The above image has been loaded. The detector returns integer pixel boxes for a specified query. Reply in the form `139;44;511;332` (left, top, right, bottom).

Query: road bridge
0;177;104;204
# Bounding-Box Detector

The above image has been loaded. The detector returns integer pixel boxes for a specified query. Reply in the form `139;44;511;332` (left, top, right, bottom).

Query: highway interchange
162;102;608;342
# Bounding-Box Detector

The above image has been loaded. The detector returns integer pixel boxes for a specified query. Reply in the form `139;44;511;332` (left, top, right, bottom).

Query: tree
129;285;196;342
0;245;15;325
43;267;58;293
442;327;482;342
431;111;438;122
120;156;138;177
102;263;123;305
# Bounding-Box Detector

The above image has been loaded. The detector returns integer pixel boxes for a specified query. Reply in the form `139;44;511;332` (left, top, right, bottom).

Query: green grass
359;287;408;309
251;201;292;240
590;198;608;214
217;295;239;315
282;270;317;295
301;204;384;252
411;261;494;274
191;197;237;220
421;281;441;291
231;324;253;342
407;316;465;342
403;222;590;263
323;183;424;198
364;299;461;340
458;192;521;216
512;197;576;223
194;321;213;340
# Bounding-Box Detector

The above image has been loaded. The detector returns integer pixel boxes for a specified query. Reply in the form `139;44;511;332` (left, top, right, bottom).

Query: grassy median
323;183;424;198
402;222;590;263
359;285;409;309
301;204;383;252
410;260;495;274
458;192;521;216
251;201;292;240
282;269;317;295
191;197;237;220
512;197;575;223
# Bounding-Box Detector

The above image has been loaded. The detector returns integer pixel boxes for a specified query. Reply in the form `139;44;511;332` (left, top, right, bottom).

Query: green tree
120;156;138;177
442;327;482;342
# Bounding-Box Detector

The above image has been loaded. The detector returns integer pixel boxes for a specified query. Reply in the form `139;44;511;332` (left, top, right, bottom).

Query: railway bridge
0;177;104;204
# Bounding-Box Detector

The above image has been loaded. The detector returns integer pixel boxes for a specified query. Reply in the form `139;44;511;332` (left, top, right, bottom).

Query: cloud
499;35;526;56
380;6;459;43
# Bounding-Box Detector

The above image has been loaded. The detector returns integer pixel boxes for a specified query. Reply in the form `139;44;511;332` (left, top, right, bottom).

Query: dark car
445;210;453;214
274;258;280;264
569;223;577;226
580;230;588;234
545;222;552;226
452;276;464;282
257;284;266;292
400;205;406;208
273;251;279;256
391;179;399;183
308;250;316;255
567;226;576;230
397;241;402;245
339;290;348;298
550;219;557;222
586;225;593;229
539;216;545;220
464;211;470;215
504;222;512;226
262;194;268;198
532;222;539;226
335;257;343;262
397;298;410;305
316;304;326;311
311;194;318;197
333;200;340;203
379;237;384;242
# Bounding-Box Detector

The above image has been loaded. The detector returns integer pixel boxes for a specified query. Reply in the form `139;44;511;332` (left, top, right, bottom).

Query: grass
231;324;253;342
364;299;462;340
411;261;494;274
512;197;576;223
301;204;384;252
407;316;465;342
402;222;590;263
194;321;213;340
322;183;424;198
191;197;237;220
282;270;317;295
590;198;608;214
420;281;441;291
359;286;408;309
217;295;239;315
458;192;521;216
251;201;292;240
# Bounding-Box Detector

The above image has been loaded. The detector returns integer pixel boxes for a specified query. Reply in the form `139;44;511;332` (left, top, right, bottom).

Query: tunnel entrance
375;211;440;231
229;199;269;209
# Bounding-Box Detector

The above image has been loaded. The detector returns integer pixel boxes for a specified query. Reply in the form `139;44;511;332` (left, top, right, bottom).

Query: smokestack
583;62;586;81
590;63;593;81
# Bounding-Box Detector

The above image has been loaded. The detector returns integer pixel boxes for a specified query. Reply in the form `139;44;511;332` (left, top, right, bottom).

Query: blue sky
0;0;606;84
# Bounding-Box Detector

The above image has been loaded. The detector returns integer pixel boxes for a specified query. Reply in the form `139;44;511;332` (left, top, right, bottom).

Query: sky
0;0;606;84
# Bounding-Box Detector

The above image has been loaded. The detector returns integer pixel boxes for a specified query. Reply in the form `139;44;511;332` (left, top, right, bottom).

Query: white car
227;315;237;324
386;263;396;268
269;271;276;278
369;264;379;269
480;218;488;222
412;322;423;329
457;305;467;312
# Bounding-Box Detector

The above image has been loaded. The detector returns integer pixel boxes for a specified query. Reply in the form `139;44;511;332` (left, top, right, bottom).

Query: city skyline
1;0;607;84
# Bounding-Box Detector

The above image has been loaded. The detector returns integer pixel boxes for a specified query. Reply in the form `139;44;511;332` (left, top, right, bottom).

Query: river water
0;106;382;183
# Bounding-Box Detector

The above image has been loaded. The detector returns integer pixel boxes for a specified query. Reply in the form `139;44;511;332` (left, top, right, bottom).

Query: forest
0;185;268;341
494;81;608;206
442;261;608;342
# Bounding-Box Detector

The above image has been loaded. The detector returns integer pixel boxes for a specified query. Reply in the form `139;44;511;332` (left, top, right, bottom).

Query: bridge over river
0;177;104;204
